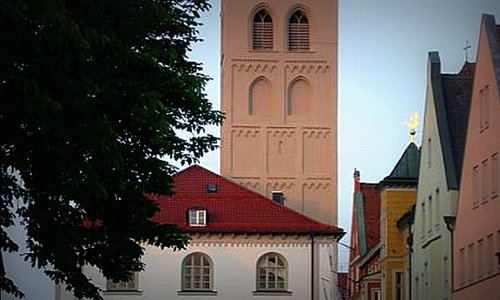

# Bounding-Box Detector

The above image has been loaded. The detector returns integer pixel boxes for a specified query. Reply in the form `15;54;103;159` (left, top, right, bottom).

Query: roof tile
149;165;343;235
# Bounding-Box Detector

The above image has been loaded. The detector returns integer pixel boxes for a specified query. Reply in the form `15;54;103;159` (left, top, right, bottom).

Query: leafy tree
0;0;222;299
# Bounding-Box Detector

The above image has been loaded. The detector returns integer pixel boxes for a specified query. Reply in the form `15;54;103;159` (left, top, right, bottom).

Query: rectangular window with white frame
497;230;500;271
415;277;419;300
487;234;494;275
428;195;432;233
107;273;139;291
468;243;474;282
435;189;440;228
478;239;484;279
484;85;490;128
492;153;498;198
479;85;490;131
459;248;465;286
421;202;426;237
421;272;425;299
189;209;207;226
425;263;430;299
394;271;404;300
480;88;484;130
444;256;449;292
427;138;432;168
473;165;480;208
482;159;489;203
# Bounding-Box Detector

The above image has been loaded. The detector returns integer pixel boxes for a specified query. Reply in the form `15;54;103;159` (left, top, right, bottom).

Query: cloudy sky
185;0;500;269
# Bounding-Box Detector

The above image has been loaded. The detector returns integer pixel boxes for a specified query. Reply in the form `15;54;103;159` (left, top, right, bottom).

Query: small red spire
354;168;361;193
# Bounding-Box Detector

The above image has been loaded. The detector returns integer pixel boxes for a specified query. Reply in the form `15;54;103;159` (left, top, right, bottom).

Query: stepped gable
149;165;343;235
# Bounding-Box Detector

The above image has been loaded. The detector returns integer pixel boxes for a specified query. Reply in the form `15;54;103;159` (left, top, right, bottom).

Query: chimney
354;168;361;193
271;191;284;205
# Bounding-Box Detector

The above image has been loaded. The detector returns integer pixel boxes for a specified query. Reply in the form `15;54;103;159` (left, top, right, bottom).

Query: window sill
285;50;315;54
253;290;293;296
248;49;279;53
178;290;218;296
103;290;142;295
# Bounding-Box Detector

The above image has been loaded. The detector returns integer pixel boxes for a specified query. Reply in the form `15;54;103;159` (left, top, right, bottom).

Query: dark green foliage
0;0;222;299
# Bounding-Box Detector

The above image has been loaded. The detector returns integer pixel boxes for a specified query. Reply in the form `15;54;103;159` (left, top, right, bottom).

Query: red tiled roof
149;165;343;235
360;183;380;251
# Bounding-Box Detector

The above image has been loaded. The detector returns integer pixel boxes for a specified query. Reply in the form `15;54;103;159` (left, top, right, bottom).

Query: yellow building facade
378;143;420;300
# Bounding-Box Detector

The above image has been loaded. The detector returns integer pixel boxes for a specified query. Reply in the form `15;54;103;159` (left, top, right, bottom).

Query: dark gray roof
429;52;474;190
397;204;415;230
378;143;420;190
482;15;500;104
441;74;473;187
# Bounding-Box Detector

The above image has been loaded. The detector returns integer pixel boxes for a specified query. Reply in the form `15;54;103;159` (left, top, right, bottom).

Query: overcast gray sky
186;0;500;269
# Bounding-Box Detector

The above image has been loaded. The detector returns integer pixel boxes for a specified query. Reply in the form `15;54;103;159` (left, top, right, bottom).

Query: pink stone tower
220;0;338;225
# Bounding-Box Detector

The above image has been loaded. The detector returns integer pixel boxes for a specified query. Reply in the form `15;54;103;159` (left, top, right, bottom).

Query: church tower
220;0;338;225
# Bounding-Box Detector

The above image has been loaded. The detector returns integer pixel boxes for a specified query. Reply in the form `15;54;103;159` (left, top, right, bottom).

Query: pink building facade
452;14;500;300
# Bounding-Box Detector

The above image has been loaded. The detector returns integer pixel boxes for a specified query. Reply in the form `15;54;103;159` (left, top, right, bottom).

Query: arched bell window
288;10;309;51
253;9;273;50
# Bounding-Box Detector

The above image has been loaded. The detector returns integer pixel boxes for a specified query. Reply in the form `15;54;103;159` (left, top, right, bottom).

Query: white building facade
412;52;473;300
59;235;339;300
57;165;344;300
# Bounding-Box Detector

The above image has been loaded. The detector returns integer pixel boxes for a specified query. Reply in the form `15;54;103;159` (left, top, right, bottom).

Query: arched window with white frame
288;10;309;51
253;9;273;50
256;252;288;291
182;252;213;291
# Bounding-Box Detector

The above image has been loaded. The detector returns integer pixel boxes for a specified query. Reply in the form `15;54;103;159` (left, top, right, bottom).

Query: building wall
220;0;338;225
412;56;457;300
358;252;381;300
2;217;56;300
379;188;417;300
58;235;339;300
366;281;381;300
453;15;500;300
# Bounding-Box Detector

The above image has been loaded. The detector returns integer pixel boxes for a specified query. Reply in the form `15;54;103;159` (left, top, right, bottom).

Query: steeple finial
463;40;472;62
403;112;419;143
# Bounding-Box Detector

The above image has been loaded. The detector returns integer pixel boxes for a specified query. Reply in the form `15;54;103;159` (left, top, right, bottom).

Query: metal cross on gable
463;40;472;62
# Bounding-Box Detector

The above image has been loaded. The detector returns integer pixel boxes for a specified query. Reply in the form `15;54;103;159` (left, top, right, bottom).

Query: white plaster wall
59;236;340;300
412;59;456;300
2;217;56;300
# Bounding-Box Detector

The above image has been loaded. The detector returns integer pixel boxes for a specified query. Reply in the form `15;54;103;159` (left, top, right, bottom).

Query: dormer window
189;209;207;227
207;183;217;193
